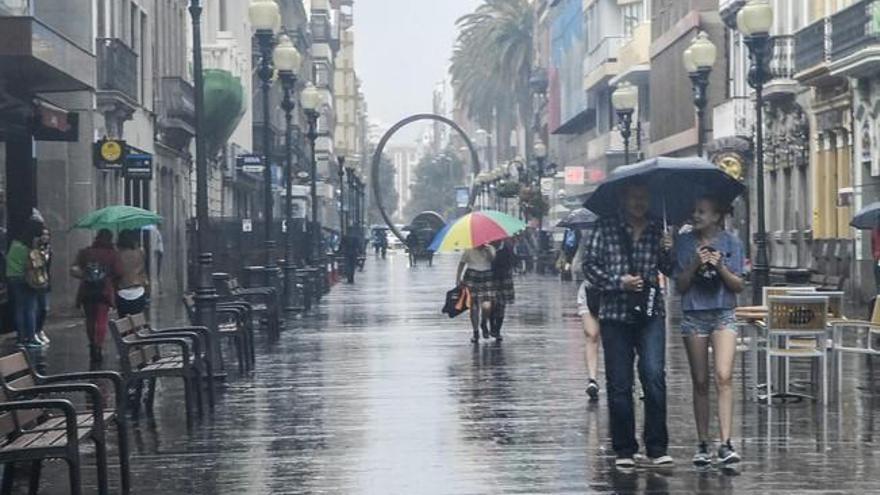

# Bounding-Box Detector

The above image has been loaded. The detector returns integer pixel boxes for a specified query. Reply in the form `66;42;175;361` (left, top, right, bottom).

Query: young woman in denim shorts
674;196;745;467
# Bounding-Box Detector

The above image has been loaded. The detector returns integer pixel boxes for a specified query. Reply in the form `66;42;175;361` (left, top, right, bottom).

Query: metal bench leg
1;463;14;495
26;461;40;495
93;432;109;495
66;454;83;495
117;418;131;495
183;374;194;429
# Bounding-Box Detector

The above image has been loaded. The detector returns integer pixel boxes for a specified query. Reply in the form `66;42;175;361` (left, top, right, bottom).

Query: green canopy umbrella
72;205;162;232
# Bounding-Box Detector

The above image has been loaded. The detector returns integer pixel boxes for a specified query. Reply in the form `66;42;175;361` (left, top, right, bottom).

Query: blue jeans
9;279;37;343
600;316;668;458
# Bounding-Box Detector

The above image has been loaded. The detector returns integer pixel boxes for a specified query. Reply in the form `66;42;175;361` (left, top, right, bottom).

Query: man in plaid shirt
583;179;674;468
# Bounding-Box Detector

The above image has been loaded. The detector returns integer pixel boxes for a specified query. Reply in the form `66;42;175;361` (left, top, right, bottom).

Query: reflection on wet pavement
24;253;880;493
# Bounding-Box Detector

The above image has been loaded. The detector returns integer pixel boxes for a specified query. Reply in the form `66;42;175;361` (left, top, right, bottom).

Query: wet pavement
14;251;880;493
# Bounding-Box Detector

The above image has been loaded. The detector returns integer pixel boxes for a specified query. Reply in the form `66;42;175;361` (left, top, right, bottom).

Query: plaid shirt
582;215;673;323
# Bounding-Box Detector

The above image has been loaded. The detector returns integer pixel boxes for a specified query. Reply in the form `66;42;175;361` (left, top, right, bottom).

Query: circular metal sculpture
370;113;481;244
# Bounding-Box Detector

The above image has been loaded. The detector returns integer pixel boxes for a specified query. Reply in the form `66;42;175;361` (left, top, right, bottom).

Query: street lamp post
737;0;774;305
338;157;346;245
612;81;638;164
188;0;220;386
275;34;301;312
301;84;323;264
249;0;280;285
683;31;717;158
533;141;547;231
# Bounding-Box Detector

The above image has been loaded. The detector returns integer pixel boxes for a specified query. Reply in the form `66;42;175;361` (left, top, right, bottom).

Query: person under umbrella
583;177;675;468
674;196;745;466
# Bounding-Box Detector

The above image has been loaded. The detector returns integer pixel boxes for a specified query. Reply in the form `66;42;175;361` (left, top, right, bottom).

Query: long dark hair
117;229;141;250
696;195;731;228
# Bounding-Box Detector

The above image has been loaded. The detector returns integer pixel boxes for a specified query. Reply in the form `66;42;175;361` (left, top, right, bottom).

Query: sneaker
586;379;599;401
717;440;741;465
36;331;50;345
615;456;636;468
649;455;674;466
692;442;711;467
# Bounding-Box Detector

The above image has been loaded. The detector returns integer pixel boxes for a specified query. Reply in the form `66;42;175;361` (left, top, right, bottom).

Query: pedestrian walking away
456;243;496;343
583;179;674;468
489;239;516;341
71;229;122;365
116;229;150;318
573;229;601;401
674;196;746;467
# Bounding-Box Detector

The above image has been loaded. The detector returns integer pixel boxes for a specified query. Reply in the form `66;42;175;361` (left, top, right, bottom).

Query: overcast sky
354;0;481;144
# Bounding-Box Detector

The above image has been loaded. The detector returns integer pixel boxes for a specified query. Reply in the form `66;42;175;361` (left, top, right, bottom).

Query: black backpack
81;261;107;303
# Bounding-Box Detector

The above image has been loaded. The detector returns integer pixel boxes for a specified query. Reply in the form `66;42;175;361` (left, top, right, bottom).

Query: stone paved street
17;253;880;493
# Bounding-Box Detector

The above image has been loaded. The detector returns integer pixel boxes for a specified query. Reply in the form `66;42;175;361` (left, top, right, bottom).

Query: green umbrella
72;205;162;232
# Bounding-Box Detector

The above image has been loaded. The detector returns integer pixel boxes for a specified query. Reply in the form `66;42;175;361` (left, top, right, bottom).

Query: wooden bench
0;398;83;494
0;351;130;494
109;317;203;428
182;294;254;374
128;312;217;409
218;277;280;335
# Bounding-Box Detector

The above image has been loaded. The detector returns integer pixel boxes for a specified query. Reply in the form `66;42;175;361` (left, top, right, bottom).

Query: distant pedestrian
674;196;745;467
872;221;880;292
489;239;515;340
456;243;496;343
573;230;601;401
583;179;674;468
34;225;52;344
116;229;149;317
71;229;121;364
148;226;164;290
6;220;48;349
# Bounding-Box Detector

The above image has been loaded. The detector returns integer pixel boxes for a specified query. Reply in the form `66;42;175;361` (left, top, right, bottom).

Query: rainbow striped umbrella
428;210;527;252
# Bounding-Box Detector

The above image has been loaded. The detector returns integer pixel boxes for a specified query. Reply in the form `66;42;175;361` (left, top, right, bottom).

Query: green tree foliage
368;151;399;225
404;149;466;221
450;0;534;159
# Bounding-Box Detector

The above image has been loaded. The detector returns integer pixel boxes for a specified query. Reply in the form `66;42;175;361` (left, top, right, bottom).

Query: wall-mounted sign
564;166;585;185
455;186;470;208
236;154;264;174
94;138;127;170
124;153;153;180
242;218;253;232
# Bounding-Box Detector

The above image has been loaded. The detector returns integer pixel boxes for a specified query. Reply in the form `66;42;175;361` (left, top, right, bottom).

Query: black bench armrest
139;332;203;358
35;371;125;416
0;399;78;438
125;338;191;366
10;384;105;429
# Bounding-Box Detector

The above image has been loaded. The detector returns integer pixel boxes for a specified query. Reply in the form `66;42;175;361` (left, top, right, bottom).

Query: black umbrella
584;156;745;226
850;201;880;229
556;208;598;229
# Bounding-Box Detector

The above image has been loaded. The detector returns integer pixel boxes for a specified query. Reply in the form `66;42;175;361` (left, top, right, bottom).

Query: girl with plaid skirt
456;244;496;343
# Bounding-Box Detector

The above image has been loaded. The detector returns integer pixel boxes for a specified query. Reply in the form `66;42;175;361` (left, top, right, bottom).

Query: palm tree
450;0;534;162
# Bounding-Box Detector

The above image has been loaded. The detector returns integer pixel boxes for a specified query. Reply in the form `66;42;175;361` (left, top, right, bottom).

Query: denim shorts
680;309;738;337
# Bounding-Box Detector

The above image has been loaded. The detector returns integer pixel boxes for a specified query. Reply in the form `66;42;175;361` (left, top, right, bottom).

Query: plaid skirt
463;269;496;302
495;275;515;304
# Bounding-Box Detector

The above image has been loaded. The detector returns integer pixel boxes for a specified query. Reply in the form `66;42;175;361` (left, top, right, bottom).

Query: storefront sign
124;153;153;180
242;219;253;232
455;186;470;208
94;138;127;170
236;154;264;174
564;166;585;185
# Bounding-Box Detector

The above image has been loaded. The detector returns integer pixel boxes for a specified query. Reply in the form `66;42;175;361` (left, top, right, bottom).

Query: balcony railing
794;18;831;74
769;35;795;80
712;96;754;140
584;36;624;76
0;0;30;15
831;0;880;61
159;77;195;127
97;38;138;102
311;14;330;43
